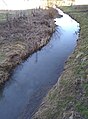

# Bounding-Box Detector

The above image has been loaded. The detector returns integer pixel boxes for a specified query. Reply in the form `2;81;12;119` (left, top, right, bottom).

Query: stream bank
0;8;59;84
32;5;88;119
0;8;79;119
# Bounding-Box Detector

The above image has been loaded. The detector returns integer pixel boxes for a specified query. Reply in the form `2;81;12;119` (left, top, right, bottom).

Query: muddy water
0;11;79;119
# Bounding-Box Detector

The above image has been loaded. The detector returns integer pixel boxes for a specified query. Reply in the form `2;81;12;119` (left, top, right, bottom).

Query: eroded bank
0;8;59;84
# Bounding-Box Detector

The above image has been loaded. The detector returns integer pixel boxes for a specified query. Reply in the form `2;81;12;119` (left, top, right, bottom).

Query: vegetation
46;0;76;7
0;8;59;84
33;5;88;119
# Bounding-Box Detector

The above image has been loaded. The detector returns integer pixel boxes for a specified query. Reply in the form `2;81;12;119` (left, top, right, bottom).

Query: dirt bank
0;8;59;84
32;5;88;119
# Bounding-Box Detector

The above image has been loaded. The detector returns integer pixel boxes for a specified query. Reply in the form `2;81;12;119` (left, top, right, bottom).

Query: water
0;10;79;119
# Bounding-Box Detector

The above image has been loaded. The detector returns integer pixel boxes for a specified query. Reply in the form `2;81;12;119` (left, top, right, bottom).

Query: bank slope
0;8;59;84
33;5;88;119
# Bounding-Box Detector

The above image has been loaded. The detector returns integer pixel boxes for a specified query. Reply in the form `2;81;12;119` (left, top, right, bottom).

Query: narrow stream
0;9;79;119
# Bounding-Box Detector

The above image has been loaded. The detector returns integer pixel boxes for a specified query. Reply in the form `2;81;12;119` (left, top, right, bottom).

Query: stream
0;9;79;119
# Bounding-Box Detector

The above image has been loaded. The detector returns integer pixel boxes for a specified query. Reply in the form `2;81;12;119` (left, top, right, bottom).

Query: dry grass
0;8;58;84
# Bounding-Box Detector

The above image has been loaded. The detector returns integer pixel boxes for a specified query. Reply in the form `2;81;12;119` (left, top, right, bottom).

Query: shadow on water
0;85;5;101
0;10;80;119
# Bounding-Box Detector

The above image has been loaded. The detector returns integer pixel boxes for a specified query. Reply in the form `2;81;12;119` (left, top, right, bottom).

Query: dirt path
0;8;59;84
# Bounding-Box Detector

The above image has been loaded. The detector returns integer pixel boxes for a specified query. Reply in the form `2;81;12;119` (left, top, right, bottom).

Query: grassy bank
0;8;59;84
33;5;88;119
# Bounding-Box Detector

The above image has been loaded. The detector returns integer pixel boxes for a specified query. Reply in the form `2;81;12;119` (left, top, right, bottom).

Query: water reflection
54;8;80;33
35;52;38;63
0;85;5;100
0;9;80;119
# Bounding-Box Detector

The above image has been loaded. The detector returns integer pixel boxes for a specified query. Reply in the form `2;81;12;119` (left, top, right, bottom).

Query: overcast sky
75;0;88;5
0;0;42;10
0;0;88;10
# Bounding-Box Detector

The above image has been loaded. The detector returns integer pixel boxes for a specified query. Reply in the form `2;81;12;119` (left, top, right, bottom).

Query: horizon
0;0;88;10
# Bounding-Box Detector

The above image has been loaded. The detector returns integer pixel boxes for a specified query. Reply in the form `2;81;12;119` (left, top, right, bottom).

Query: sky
75;0;88;5
0;0;42;10
0;0;88;10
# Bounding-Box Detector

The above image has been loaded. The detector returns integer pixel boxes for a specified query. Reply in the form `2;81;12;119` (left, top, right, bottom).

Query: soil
0;8;59;84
